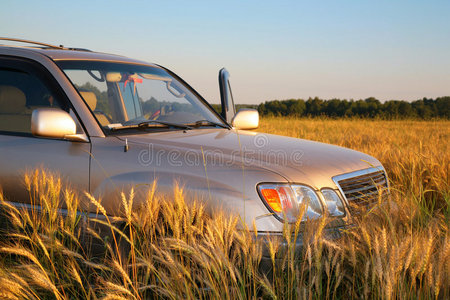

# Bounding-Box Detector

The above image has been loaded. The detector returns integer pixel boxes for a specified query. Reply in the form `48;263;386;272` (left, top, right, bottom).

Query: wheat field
0;118;448;299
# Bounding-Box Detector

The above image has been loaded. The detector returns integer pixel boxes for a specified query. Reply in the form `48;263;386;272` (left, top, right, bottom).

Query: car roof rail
0;37;91;52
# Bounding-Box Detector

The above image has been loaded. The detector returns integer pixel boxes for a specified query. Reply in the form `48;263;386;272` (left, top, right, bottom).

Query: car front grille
333;168;388;214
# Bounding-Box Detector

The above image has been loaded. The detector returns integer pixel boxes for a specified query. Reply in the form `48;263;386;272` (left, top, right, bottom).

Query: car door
0;56;90;207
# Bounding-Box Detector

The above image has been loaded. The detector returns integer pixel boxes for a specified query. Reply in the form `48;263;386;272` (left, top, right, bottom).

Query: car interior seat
0;85;31;133
80;91;110;126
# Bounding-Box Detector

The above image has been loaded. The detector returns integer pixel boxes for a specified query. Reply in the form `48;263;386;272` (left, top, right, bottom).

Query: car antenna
124;138;129;152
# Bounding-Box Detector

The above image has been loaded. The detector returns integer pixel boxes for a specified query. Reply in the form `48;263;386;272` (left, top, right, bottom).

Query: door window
0;61;65;135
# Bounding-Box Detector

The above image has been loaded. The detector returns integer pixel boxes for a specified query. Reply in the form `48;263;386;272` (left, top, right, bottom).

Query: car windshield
57;61;225;132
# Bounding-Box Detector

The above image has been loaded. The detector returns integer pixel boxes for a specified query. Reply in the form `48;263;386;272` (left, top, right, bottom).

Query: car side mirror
31;108;88;142
231;109;259;130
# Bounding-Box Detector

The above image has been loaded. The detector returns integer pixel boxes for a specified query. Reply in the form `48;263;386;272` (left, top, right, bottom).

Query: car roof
0;44;158;67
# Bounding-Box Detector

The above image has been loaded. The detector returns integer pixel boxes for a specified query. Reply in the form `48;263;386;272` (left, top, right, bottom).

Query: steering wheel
143;104;173;120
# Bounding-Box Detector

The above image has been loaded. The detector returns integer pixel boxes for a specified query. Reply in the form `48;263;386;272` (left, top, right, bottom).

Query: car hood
118;128;381;189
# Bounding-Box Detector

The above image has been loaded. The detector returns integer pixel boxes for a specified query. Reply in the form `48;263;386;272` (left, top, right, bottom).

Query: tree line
256;97;449;119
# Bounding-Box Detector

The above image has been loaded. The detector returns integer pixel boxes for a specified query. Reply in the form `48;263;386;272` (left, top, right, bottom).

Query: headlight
321;189;345;217
291;185;323;220
257;183;323;222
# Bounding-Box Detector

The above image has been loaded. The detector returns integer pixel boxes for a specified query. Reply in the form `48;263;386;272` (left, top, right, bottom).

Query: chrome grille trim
332;167;389;213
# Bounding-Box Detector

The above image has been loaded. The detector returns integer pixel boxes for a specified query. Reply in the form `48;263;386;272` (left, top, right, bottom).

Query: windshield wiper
187;120;230;129
110;120;192;131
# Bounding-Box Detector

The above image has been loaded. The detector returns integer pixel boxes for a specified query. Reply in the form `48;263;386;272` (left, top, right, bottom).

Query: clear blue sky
1;0;449;104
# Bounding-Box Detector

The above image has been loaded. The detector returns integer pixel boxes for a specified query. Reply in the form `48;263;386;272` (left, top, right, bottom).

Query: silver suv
0;38;388;238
